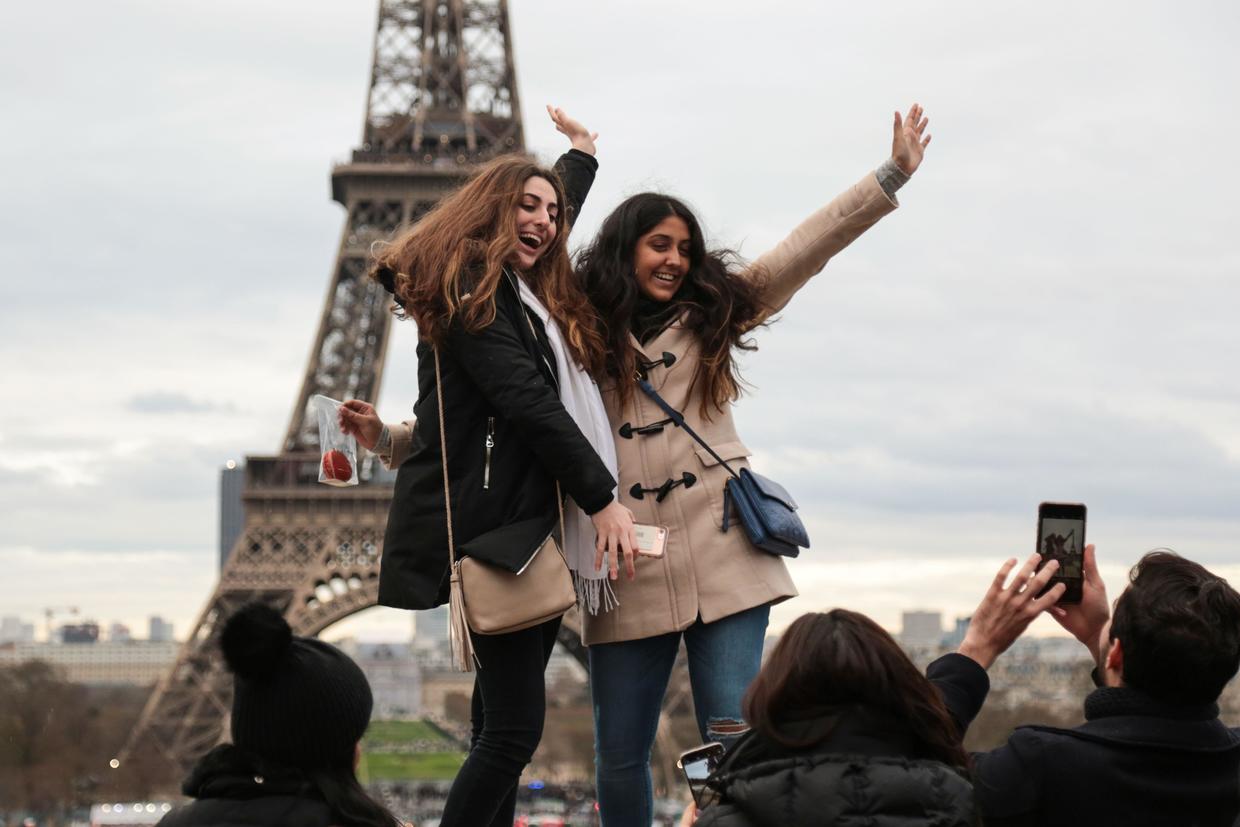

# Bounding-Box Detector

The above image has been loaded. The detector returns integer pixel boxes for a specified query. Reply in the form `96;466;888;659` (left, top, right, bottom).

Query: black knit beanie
220;603;373;770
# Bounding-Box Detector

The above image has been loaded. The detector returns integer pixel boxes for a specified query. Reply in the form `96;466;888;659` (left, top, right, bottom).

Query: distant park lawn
361;751;465;780
364;719;450;744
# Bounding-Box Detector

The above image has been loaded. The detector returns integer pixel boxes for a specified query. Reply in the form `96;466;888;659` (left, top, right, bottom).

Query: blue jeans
589;605;770;827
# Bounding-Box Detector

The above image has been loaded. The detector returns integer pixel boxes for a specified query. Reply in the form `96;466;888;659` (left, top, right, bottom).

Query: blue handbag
637;380;809;558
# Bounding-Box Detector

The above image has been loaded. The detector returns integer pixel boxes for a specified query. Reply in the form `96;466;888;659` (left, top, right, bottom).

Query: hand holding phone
677;742;725;809
634;524;669;558
1036;502;1086;604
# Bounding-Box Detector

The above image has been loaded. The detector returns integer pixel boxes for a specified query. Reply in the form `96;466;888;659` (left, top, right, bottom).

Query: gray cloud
127;391;236;414
2;0;1238;633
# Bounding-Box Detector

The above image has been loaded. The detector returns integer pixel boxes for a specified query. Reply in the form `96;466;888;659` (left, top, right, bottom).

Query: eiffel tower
117;0;531;774
117;0;695;787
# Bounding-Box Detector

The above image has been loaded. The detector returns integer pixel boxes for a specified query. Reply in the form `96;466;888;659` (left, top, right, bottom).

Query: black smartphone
677;741;725;808
1036;502;1086;604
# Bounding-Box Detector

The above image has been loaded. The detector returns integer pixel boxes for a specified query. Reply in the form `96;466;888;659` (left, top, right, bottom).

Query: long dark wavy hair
372;155;606;374
307;762;399;827
575;194;767;417
744;610;970;769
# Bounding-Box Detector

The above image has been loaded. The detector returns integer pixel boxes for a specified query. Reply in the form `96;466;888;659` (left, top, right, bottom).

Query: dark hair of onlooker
744;610;969;768
221;604;398;827
1110;550;1240;705
575;193;767;418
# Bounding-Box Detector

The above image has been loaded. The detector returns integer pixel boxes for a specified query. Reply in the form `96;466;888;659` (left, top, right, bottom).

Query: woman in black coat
688;610;977;827
340;117;636;827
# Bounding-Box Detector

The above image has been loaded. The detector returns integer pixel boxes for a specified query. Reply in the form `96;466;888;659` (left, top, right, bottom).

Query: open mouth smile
518;232;543;252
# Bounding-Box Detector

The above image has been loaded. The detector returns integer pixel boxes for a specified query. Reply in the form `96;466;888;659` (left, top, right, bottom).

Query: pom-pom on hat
220;603;373;770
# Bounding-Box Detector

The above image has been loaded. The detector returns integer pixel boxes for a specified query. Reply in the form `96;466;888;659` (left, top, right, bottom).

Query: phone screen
678;742;725;807
1036;502;1086;603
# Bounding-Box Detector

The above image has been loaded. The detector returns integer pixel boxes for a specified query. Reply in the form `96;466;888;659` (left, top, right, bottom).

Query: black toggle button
629;471;698;502
618;417;676;439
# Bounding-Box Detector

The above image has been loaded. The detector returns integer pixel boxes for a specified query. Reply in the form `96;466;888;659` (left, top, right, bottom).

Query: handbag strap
432;347;566;566
637;378;741;480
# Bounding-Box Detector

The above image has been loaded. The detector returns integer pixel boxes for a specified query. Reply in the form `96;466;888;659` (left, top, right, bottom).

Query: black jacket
928;653;1240;827
693;707;976;827
157;745;334;827
378;150;615;610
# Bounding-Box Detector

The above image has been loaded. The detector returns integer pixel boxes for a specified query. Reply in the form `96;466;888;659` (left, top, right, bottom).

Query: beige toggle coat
583;171;898;645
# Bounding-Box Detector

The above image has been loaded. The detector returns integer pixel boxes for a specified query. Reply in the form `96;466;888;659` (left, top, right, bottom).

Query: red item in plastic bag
322;450;353;483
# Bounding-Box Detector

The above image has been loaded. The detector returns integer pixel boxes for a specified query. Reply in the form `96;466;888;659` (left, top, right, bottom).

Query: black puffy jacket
157;745;335;827
693;708;976;827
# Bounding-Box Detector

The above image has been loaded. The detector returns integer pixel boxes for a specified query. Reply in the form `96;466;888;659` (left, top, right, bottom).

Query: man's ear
1104;637;1124;684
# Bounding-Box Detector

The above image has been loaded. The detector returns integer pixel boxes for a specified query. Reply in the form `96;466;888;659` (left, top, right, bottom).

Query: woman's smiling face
510;175;559;271
632;215;691;302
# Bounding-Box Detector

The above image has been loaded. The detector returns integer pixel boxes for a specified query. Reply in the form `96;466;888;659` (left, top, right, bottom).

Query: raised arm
548;105;599;229
748;103;932;322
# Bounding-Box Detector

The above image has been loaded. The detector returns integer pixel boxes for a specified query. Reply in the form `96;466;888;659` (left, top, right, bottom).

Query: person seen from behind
158;603;400;827
950;545;1240;826
686;609;978;826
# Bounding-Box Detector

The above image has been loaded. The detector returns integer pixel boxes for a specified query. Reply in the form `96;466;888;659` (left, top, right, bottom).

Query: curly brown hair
372;155;606;374
574;193;768;419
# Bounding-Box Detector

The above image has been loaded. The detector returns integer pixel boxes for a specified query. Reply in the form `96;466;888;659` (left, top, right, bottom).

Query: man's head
1107;550;1240;705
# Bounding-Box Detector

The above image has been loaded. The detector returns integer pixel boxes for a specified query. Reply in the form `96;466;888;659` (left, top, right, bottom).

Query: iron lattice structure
119;0;696;787
118;0;525;775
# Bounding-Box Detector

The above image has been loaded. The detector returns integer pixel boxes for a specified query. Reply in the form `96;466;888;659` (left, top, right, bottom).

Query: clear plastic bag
312;394;358;487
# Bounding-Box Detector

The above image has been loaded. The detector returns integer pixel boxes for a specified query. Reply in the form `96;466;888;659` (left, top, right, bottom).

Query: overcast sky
2;0;1237;644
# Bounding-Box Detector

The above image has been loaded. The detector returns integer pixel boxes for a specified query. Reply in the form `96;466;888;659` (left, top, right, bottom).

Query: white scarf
514;275;619;614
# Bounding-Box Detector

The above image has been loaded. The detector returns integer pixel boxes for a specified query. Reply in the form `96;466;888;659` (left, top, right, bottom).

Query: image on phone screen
1039;517;1082;578
1036;502;1086;603
678;742;725;808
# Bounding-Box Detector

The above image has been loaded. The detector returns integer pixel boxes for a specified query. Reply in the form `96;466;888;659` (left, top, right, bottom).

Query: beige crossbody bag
434;349;576;673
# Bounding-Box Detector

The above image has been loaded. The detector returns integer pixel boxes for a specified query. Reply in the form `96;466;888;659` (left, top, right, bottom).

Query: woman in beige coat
571;104;933;827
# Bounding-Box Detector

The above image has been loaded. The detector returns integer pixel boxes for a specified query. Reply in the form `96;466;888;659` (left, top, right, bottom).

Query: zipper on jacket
483;417;495;489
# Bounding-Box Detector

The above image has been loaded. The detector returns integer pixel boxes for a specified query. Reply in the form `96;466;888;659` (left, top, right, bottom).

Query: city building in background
110;622;133;642
413;605;449;652
0;615;36;643
148;615;174;643
0;640;180;685
900;610;944;646
218;460;245;569
943;615;972;649
61;621;101;644
338;640;422;718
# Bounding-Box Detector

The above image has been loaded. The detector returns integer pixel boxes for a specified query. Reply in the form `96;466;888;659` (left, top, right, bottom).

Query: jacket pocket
692;440;751;529
483;416;495;490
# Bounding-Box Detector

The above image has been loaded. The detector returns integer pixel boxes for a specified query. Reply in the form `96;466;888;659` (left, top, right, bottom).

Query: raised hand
892;102;932;175
1050;544;1111;664
547;104;599;157
957;552;1065;669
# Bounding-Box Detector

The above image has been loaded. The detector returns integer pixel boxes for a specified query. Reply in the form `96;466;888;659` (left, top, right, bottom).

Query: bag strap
432;347;566;566
637;378;741;480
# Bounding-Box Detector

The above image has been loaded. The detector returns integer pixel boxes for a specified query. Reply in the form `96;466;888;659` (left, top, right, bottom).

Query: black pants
439;616;561;827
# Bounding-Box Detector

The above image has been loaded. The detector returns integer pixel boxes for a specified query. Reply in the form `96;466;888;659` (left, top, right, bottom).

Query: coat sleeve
554;149;599;230
378;419;416;469
445;302;616;514
927;653;1043;825
926;653;991;736
746;171;897;324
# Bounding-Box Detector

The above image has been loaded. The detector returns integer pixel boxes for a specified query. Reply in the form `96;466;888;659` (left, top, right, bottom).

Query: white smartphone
634;524;669;558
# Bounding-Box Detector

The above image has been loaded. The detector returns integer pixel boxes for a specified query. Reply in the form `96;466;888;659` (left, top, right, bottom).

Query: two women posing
341;103;931;826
